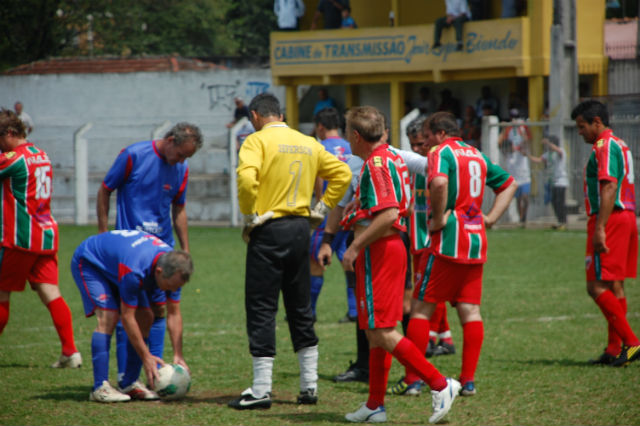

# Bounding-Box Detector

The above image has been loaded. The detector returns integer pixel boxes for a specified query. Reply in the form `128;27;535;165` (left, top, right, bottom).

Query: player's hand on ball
242;211;274;243
309;201;330;229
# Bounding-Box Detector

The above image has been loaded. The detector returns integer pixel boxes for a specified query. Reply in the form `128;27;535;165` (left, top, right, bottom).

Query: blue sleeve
103;148;132;191
119;275;142;308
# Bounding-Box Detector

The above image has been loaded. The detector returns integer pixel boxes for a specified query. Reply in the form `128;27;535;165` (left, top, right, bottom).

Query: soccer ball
153;364;191;400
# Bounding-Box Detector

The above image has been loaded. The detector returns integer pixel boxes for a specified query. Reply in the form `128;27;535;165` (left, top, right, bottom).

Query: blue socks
310;276;324;316
148;317;166;359
91;331;111;390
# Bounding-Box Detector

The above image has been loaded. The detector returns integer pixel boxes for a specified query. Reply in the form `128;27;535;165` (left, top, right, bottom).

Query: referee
229;93;351;410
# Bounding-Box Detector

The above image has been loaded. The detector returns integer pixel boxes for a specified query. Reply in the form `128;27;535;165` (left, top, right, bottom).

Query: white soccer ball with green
153;364;191;400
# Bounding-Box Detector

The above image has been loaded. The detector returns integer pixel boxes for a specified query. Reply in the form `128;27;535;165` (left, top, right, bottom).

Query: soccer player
71;230;193;402
571;100;640;366
308;107;355;322
0;108;81;368
401;111;516;398
340;106;459;424
97;122;202;382
230;93;350;410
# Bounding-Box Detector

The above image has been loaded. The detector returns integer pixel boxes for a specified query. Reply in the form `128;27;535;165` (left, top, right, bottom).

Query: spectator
461;105;481;149
526;135;568;229
433;0;471;51
475;85;500;119
14;101;34;135
311;0;350;29
417;86;436;115
498;108;532;226
341;6;357;28
274;0;306;31
313;88;337;117
438;89;461;118
226;97;250;129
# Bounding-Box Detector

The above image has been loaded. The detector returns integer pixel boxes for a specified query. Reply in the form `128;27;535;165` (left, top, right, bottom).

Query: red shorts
413;253;483;305
586;210;638;282
355;234;406;330
412;249;430;288
0;247;58;292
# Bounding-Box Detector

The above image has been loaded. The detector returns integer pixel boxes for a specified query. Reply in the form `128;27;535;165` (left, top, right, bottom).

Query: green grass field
1;226;638;426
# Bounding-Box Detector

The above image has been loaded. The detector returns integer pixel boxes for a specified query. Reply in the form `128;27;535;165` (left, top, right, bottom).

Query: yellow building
270;0;606;145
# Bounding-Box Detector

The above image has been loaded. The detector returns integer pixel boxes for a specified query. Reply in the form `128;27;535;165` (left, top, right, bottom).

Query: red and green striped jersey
409;173;430;253
342;144;410;232
427;138;513;264
0;143;58;253
583;129;636;216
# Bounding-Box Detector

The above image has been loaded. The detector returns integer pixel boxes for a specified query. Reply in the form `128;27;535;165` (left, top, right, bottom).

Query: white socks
251;356;274;398
297;345;318;391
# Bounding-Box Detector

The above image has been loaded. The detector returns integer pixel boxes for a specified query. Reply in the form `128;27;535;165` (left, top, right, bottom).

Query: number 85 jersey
0;143;58;253
427;138;513;264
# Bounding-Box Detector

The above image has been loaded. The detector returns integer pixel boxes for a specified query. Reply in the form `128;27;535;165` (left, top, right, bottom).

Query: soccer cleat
460;381;476;396
429;378;461;424
345;403;387;423
588;351;617;365
228;388;272;410
425;340;437;358
51;352;82;368
338;313;357;323
433;341;456;356
387;376;422;396
90;381;131;403
119;380;159;400
334;362;369;383
297;388;318;405
611;344;640;367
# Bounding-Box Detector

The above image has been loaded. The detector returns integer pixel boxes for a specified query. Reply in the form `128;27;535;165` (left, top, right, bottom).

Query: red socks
367;347;392;409
0;301;9;334
460;321;484;385
595;291;639;347
606;297;627;356
47;297;78;356
392;337;446;391
404;318;430;384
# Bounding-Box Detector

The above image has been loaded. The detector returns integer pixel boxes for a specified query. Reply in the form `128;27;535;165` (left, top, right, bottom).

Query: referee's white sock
297;345;318;391
251;356;274;398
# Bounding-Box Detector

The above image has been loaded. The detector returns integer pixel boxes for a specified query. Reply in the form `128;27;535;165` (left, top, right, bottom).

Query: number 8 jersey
0;143;57;253
427;137;513;264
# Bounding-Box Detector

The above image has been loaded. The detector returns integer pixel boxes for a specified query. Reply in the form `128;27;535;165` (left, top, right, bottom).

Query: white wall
0;68;283;223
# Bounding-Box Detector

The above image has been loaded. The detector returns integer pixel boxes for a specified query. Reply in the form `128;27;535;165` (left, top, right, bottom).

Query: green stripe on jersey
6;159;31;249
440;213;458;258
359;167;378;209
418;254;435;300
27;146;40;154
364;247;375;329
42;228;55;251
469;233;481;259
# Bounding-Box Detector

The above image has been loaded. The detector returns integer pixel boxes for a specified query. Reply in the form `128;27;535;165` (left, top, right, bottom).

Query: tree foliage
0;0;276;71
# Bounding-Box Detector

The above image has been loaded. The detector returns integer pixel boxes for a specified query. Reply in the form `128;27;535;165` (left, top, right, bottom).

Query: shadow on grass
0;363;34;368
33;385;89;402
260;411;348;423
501;358;593;367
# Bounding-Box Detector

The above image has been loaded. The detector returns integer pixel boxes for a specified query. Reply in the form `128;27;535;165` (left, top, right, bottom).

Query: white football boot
51;352;82;368
345;403;387;423
90;381;131;403
429;378;461;423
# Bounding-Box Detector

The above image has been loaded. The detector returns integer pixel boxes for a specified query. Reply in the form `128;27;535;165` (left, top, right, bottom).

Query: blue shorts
515;182;531;198
71;255;150;317
310;228;351;262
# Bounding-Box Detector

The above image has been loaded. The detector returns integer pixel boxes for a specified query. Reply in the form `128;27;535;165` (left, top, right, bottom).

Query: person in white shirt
274;0;306;31
433;0;471;51
14;102;34;135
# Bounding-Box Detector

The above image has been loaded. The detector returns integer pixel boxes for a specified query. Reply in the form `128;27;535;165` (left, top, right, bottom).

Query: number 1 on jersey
287;161;302;206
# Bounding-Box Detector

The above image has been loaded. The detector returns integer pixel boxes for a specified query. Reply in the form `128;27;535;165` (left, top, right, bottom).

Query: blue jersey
73;230;170;309
102;140;189;247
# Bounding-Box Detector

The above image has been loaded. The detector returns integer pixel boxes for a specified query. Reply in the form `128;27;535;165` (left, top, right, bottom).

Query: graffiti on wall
201;80;271;111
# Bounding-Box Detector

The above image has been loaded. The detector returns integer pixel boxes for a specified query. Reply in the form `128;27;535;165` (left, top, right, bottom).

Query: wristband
321;232;336;245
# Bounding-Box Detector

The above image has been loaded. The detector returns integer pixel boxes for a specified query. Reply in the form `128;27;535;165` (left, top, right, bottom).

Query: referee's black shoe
588;350;616;365
228;388;272;410
333;362;369;383
296;388;318;404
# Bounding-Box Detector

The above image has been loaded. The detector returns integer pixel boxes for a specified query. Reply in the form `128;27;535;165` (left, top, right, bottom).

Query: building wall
0;68;282;224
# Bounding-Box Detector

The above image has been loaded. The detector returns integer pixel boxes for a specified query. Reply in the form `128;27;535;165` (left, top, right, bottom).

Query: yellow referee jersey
237;122;351;218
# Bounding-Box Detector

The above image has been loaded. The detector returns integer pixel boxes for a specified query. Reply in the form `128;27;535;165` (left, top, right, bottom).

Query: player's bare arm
317;205;345;268
429;176;450;231
484;180;518;228
342;207;398;272
166;301;189;372
594;180;617;253
120;303;164;388
96;185;112;233
172;203;190;253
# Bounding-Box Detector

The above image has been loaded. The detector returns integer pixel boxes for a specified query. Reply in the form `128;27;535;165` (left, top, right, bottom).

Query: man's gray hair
165;122;203;150
157;250;194;281
406;116;426;137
